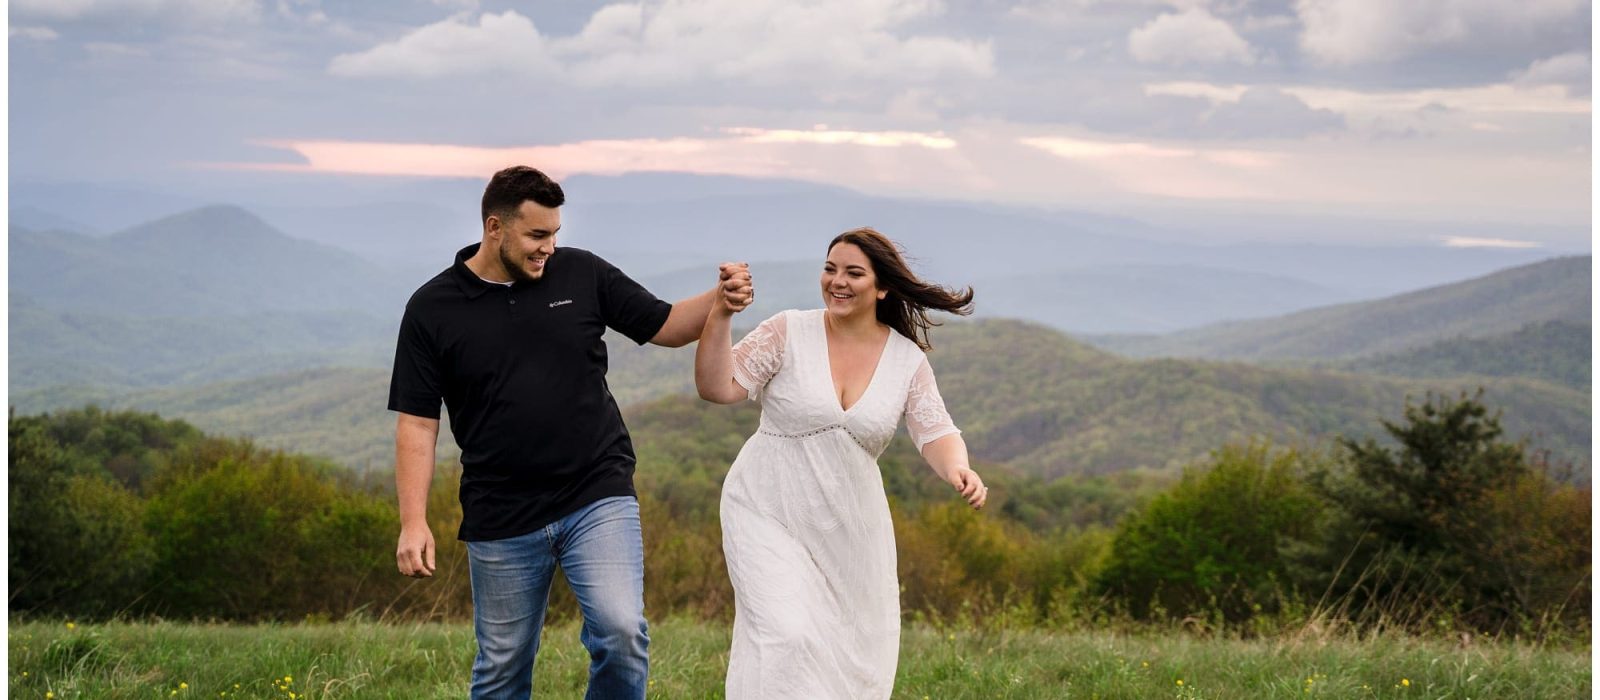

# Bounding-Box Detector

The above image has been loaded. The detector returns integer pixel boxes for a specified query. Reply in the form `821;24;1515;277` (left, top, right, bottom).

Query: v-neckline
820;311;892;415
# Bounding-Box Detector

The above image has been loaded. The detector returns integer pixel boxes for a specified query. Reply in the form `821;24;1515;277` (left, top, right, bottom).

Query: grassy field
7;617;1589;699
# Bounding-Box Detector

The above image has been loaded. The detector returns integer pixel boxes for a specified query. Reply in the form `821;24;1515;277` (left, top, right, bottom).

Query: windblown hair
481;165;565;223
829;227;974;351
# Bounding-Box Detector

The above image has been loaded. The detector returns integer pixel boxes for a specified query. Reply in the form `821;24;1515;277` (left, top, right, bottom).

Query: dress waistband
757;423;872;453
758;424;845;439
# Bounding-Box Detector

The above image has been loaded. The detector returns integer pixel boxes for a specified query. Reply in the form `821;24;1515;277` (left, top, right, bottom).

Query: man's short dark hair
481;166;565;223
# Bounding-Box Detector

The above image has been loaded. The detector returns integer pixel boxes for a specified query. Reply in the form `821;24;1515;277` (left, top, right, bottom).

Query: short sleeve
596;253;673;345
387;305;443;419
904;355;960;452
731;312;788;401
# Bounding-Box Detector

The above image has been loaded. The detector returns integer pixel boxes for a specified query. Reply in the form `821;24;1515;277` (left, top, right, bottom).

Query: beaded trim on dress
757;423;873;454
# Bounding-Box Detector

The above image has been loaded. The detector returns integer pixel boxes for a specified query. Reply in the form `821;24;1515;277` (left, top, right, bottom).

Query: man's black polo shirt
388;243;672;541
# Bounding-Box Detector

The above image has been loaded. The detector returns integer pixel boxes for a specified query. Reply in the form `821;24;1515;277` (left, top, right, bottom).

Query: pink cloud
207;127;962;181
221;137;791;179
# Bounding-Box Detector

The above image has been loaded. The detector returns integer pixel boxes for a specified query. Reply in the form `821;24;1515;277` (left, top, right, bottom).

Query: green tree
142;447;402;620
9;412;156;616
1290;390;1584;632
1096;440;1324;622
1335;390;1525;554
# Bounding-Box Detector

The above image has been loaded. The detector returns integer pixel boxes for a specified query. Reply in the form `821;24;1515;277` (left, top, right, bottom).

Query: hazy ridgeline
10;391;1588;641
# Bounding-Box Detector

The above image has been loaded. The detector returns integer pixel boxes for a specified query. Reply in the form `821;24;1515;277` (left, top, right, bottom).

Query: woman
696;227;987;699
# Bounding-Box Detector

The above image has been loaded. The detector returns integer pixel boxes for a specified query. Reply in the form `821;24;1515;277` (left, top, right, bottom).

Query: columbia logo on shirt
549;299;574;308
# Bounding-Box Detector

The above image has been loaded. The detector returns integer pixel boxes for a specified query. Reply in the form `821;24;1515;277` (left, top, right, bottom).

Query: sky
8;0;1593;247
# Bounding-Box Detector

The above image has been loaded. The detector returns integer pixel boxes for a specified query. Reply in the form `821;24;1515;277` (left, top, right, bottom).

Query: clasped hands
717;262;755;314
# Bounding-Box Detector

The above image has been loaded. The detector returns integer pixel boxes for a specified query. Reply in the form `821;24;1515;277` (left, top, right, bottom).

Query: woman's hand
949;466;987;510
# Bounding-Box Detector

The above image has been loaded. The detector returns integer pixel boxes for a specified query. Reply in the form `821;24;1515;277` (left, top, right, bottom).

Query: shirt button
509;298;517;304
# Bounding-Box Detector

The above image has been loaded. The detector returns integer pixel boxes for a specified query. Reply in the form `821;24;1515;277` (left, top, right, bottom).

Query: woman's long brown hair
828;227;974;351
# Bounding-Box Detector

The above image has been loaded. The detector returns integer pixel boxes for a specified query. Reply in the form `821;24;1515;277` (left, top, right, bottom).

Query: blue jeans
466;495;649;700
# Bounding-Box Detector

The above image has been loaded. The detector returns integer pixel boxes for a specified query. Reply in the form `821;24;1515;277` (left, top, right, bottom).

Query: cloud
10;26;60;41
84;41;151;59
1151;79;1590;116
1283;83;1589;115
1295;0;1588;65
1441;236;1540;248
723;126;956;149
1198;87;1344;138
1135;83;1345;138
330;2;993;86
1514;51;1590;97
215;127;962;180
1019;134;1287;199
1128;8;1255;65
1009;0;1174;24
555;0;994;86
1145;81;1249;102
10;0;260;23
1238;14;1296;32
328;11;558;79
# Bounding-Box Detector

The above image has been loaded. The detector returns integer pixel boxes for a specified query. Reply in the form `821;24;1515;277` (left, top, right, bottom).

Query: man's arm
396;412;440;578
649;263;751;347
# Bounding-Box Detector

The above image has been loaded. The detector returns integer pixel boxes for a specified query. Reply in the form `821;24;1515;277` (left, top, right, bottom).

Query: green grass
7;618;1589;699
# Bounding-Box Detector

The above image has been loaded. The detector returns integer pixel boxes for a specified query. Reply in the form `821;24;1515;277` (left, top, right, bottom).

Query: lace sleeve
905;355;960;452
731;311;788;401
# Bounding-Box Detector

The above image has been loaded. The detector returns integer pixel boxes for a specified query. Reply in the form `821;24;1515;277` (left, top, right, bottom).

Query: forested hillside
17;319;1588;480
1339;320;1590;391
1092;256;1589;362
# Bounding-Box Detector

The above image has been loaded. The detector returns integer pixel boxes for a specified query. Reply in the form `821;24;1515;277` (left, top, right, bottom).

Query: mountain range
14;174;1574;322
10;206;410;317
9;176;1590;484
1088;256;1591;360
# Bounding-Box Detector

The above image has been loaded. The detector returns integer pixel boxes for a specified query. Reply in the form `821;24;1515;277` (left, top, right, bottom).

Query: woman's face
821;242;885;319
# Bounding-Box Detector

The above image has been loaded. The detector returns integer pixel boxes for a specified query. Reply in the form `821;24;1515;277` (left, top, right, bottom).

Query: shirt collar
451;243;499;299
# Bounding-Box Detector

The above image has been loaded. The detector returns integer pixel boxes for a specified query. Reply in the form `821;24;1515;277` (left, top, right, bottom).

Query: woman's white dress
721;309;961;699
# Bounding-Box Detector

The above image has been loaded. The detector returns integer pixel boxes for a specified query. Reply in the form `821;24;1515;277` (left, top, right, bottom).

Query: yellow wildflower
1176;679;1184;686
181;683;190;690
65;622;76;630
1402;678;1410;687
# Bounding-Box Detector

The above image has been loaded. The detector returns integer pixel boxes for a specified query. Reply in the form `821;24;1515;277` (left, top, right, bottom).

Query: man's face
492;201;561;282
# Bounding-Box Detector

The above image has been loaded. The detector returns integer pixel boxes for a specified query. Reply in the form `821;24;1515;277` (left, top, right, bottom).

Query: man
388;165;752;699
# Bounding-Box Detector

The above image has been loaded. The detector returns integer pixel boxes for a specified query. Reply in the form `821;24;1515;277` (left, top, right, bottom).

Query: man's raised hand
718;262;754;313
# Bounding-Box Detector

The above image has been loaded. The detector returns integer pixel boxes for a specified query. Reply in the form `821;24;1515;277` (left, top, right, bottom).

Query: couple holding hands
389;166;985;699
